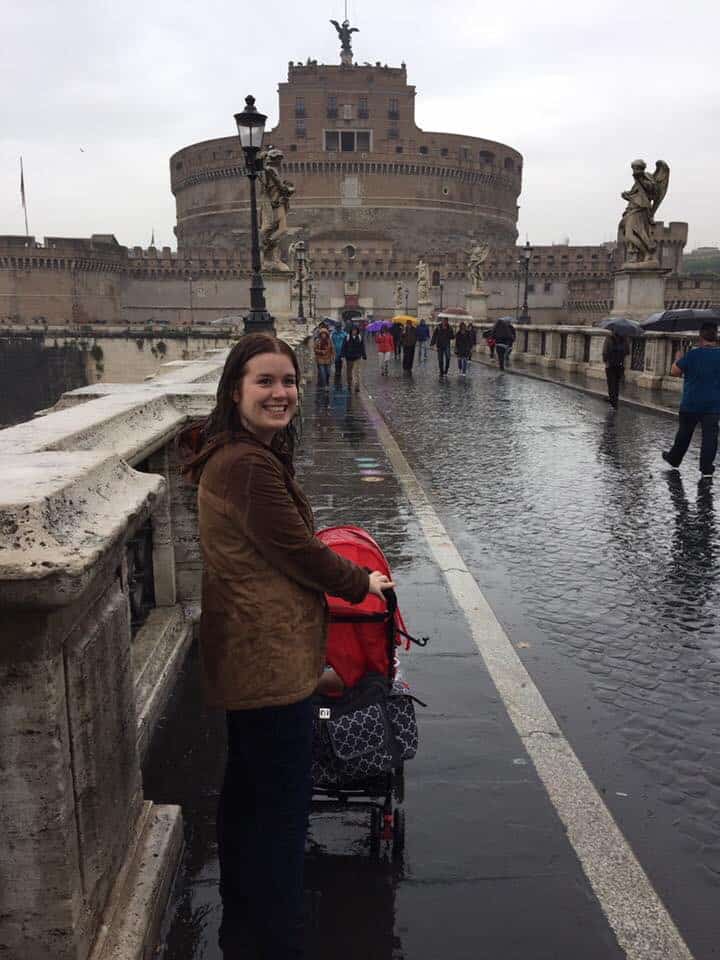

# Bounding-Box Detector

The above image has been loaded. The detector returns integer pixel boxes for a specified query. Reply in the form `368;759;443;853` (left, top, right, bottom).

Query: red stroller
312;526;427;857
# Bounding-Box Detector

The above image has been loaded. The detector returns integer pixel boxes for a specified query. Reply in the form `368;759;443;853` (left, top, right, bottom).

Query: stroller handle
383;586;398;615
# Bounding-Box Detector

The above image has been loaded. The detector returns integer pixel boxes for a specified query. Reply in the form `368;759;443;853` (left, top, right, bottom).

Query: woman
313;326;334;389
455;321;474;377
376;324;394;376
180;334;393;958
341;324;367;392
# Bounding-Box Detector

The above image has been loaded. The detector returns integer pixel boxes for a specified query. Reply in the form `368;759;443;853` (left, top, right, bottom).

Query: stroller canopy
318;526;407;686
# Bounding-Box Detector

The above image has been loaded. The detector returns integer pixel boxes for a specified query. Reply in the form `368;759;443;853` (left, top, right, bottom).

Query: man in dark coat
602;333;629;408
490;317;516;370
430;318;455;377
391;321;403;359
401;322;417;371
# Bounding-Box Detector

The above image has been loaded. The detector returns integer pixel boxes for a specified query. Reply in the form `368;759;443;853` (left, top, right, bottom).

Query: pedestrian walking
401;322;417;371
313;327;334;389
430;317;454;377
602;332;629;408
342;323;367;393
663;322;720;479
416;318;430;363
330;322;348;383
489;317;516;370
376;326;394;376
178;333;393;958
391;320;403;360
482;329;496;359
455;321;474;376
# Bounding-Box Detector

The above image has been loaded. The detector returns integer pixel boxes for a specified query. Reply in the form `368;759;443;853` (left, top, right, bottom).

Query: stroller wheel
392;807;405;857
392;768;405;804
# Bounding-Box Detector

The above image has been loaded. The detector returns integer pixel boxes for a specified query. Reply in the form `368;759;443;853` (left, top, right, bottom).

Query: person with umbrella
597;318;643;408
602;334;629;408
391;319;403;360
663;322;720;480
455;321;474;377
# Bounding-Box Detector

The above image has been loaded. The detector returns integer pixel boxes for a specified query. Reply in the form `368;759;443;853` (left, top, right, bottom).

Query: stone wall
0;326;309;960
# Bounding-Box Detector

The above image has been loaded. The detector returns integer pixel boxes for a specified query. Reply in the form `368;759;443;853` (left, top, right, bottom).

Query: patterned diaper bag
312;673;420;789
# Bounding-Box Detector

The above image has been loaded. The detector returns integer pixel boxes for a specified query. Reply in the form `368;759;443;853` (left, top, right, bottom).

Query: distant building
0;27;704;326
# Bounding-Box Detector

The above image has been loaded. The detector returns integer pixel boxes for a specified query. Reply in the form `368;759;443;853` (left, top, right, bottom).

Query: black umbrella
640;308;720;333
596;317;645;337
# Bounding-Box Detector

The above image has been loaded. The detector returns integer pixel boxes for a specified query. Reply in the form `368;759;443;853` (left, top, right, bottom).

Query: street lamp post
294;241;306;321
439;276;445;311
518;241;532;324
234;95;275;335
404;287;409;313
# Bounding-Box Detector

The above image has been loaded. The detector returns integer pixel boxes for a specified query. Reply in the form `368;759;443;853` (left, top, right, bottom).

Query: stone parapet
0;329;308;960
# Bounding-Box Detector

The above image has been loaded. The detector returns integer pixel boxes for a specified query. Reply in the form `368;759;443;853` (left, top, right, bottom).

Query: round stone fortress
170;58;523;258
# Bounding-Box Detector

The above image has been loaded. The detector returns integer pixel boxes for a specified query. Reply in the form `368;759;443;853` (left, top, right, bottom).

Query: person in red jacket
376;325;394;376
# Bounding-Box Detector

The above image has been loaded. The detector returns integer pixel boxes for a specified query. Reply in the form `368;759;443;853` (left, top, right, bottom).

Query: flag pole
20;157;29;237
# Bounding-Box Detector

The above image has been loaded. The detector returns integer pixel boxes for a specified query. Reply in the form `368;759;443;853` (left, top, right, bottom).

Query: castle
1;28;716;327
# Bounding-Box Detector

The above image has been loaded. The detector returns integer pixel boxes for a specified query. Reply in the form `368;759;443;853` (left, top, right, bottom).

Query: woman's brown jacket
187;431;369;710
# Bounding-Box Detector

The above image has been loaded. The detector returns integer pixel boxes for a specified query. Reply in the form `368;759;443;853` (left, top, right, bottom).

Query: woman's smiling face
233;352;298;444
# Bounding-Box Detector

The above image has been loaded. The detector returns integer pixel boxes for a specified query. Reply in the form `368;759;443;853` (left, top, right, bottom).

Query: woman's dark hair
204;333;301;457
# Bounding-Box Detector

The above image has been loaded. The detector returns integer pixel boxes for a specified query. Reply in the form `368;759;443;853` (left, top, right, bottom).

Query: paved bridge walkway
145;344;720;960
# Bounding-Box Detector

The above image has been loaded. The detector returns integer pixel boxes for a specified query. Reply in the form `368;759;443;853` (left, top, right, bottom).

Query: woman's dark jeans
605;365;624;407
218;697;314;959
316;363;330;388
666;412;720;475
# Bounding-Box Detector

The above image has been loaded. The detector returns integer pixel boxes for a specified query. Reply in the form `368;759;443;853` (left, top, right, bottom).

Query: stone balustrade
0;325;310;960
451;322;698;393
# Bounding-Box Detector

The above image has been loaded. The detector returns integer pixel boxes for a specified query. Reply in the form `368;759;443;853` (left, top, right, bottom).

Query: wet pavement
145;346;720;959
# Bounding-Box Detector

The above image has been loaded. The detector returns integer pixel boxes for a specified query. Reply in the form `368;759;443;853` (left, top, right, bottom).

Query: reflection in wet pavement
145;348;720;959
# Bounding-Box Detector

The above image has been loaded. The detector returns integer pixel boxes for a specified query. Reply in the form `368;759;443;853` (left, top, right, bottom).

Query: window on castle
388;97;399;119
432;270;440;286
325;131;339;151
327;95;337;118
358;97;369;118
419;145;428;155
441;147;448;157
295;118;306;138
356;130;370;151
395;145;403;153
479;151;495;164
544;282;552;293
341;131;355;152
528;283;536;293
388;128;399;139
295;97;305;117
504;157;515;170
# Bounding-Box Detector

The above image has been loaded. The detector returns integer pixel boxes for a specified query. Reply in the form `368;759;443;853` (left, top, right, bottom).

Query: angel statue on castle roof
331;18;359;59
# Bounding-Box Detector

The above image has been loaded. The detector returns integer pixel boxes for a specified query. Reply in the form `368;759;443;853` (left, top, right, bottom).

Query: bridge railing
0;329;309;960
429;322;697;392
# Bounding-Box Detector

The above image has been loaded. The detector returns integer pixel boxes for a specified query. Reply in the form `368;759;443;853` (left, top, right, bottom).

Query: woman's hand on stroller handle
367;570;395;599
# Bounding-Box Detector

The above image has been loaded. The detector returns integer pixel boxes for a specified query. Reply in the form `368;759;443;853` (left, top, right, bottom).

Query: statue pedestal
611;263;669;321
417;300;434;321
465;290;489;322
264;271;293;322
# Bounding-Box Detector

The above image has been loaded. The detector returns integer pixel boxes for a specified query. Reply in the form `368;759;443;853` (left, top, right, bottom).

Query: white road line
362;389;695;960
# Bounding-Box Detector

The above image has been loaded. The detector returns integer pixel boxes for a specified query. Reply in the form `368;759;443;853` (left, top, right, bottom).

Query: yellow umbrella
392;314;418;325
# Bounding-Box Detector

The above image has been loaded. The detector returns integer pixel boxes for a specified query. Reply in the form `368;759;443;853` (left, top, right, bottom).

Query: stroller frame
312;588;408;856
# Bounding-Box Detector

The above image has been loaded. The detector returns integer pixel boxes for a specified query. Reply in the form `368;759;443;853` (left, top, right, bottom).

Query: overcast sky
2;0;718;252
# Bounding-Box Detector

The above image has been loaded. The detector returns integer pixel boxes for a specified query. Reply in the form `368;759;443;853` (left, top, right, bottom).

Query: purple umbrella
366;320;386;333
